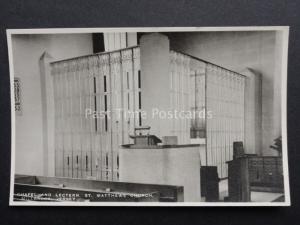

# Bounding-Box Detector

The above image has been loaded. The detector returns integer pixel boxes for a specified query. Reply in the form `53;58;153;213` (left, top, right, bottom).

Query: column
140;33;171;138
243;68;262;155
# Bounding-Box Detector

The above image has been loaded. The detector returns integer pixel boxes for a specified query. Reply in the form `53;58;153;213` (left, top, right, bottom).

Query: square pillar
39;51;55;176
243;68;262;155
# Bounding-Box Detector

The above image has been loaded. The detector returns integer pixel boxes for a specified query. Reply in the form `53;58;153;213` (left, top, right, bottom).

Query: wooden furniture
227;156;284;202
227;157;251;202
200;166;220;202
248;156;284;193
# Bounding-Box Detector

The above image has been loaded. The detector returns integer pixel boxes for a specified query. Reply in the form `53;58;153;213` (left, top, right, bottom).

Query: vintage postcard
7;27;290;206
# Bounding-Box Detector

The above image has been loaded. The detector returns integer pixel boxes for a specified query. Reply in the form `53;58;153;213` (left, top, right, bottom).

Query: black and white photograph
7;27;290;206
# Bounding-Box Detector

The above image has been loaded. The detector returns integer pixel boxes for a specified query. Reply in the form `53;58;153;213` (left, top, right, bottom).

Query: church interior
11;30;286;203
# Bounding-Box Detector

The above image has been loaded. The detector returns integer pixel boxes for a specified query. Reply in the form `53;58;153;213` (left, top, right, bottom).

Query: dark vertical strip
104;76;107;92
105;153;108;179
117;154;119;179
137;33;143;45
93;76;97;93
117;155;119;168
86;155;88;170
104;94;108;131
92;33;105;53
138;70;141;88
139;112;142;126
105;115;108;132
138;92;141;109
104;95;107;111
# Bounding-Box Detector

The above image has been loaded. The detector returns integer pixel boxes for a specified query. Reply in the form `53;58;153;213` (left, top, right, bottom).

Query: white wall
12;34;93;176
104;32;137;51
169;31;284;155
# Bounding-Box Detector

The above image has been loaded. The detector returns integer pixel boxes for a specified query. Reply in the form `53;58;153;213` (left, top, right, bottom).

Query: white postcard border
7;26;290;206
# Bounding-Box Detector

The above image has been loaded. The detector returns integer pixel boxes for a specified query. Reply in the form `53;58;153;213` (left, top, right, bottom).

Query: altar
119;133;204;202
